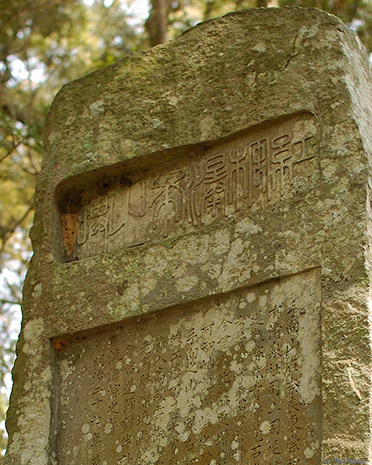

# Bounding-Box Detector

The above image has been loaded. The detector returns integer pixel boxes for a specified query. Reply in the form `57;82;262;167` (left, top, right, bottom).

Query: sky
85;0;150;23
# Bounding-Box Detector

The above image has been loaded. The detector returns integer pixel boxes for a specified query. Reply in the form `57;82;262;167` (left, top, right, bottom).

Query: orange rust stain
52;337;67;352
61;212;79;256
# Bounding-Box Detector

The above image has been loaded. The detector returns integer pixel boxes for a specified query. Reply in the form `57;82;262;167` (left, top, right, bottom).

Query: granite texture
5;7;372;465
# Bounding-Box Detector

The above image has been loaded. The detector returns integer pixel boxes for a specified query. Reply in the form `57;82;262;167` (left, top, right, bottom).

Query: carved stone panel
54;268;321;465
60;113;319;260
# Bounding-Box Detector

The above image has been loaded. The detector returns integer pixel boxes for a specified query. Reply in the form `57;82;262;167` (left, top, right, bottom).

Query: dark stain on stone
117;280;129;296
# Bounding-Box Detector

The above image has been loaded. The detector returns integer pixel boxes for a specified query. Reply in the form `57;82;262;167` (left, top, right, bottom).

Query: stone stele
5;7;372;465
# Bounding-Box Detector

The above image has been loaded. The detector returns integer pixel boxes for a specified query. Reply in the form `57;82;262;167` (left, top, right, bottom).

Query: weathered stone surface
5;6;372;465
57;270;321;464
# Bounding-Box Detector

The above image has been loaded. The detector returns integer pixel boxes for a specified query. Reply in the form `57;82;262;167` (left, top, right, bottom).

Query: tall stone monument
5;7;372;465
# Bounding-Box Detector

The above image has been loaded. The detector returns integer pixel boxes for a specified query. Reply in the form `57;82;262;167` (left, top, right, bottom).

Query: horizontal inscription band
60;113;319;260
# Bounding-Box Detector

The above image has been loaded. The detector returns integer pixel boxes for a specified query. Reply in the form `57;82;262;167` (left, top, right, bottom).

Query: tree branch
0;299;21;307
0;138;27;163
0;204;34;255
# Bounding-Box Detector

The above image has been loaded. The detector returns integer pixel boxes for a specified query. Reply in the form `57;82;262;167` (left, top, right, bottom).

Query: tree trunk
145;0;172;47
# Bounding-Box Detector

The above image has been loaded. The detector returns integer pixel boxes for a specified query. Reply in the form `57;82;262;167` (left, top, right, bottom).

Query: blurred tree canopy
0;0;372;455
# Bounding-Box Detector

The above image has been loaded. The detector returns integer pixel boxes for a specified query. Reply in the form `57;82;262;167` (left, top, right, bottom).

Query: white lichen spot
176;275;198;293
140;277;157;297
159;436;168;447
130;385;136;393
24;380;31;391
116;445;123;453
245;340;255;353
58;359;75;383
222;239;244;282
168;378;179;390
89;100;105;116
153;396;177;429
259;295;267;307
179;431;190;442
259;421;271;434
143;334;154;354
81;424;90;434
121;281;140;312
168;96;178;106
172;235;209;265
141;448;160;464
274;249;298;273
235;218;263;235
246;292;256;303
175;422;185;434
231;439;239;450
8;432;20;455
233;451;241;461
104;423;113;434
252;264;260;273
192;408;218;434
23;318;44;357
256;355;267;369
143;250;168;273
213;229;231;255
152;118;163;128
252;42;266;52
201;262;222;279
229;360;242;374
32;283;42;299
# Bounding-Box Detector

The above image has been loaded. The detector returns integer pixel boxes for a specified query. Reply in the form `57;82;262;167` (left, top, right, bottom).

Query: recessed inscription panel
55;269;321;465
61;113;319;260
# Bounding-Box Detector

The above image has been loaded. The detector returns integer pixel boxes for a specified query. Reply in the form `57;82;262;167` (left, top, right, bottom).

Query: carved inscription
62;113;319;259
55;269;321;464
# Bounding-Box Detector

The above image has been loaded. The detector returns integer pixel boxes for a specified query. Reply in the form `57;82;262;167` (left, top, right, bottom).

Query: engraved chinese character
150;169;186;236
76;192;127;257
91;454;100;465
269;133;292;199
90;432;102;448
228;147;248;211
203;154;227;219
293;135;315;164
184;161;203;227
249;138;268;206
